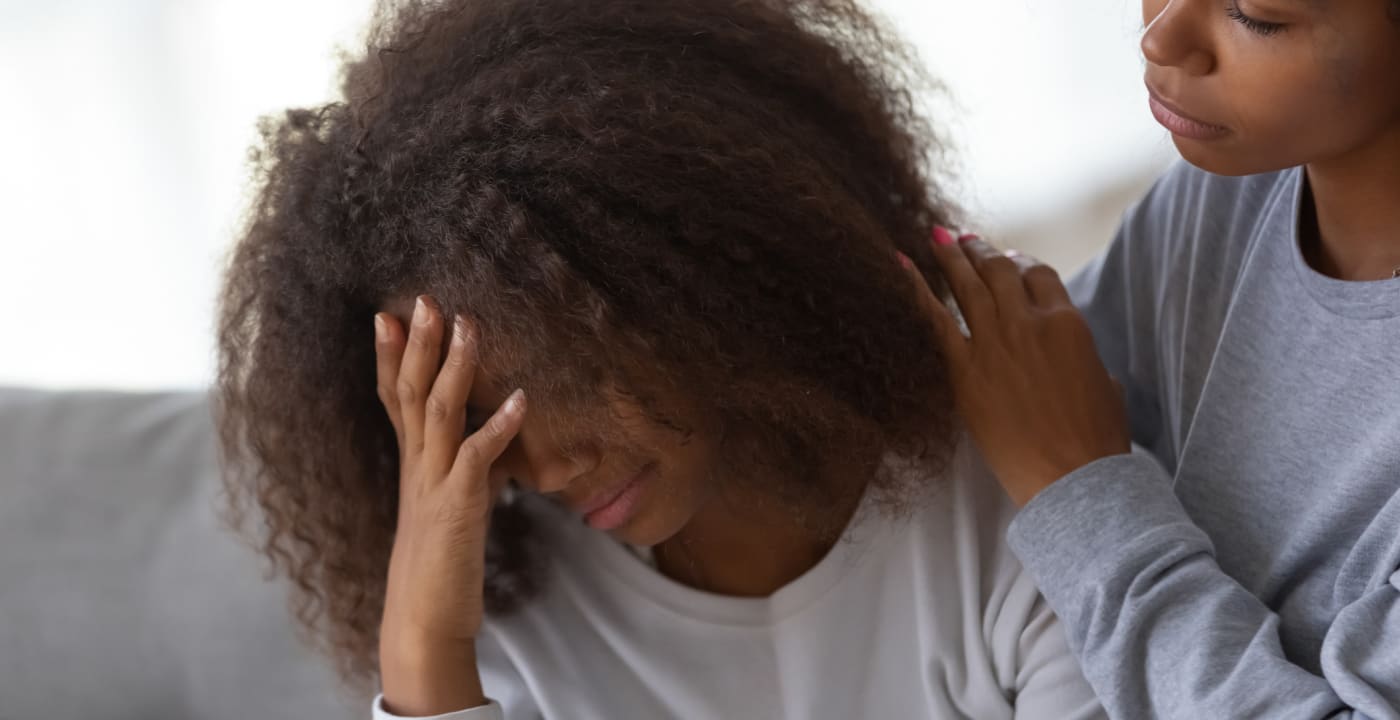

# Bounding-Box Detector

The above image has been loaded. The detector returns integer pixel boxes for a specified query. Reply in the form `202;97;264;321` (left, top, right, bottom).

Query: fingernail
451;315;466;346
373;314;387;342
1005;249;1022;258
413;296;430;325
896;251;913;269
504;388;526;415
958;233;979;244
932;226;955;247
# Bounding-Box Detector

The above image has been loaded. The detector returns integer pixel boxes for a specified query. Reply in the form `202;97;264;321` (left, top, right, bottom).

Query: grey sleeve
997;571;1108;720
1005;169;1400;719
1062;185;1168;462
1007;454;1400;719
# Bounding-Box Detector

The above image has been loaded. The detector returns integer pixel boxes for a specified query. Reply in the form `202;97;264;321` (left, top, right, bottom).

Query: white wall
0;0;1175;391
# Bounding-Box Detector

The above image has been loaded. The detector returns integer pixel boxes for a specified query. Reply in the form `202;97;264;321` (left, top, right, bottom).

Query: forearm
1009;454;1395;718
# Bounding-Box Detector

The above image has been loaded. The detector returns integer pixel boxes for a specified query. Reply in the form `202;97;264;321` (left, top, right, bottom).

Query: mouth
574;462;657;532
1146;84;1230;141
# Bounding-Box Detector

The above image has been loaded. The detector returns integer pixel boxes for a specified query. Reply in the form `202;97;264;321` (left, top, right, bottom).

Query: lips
1145;83;1230;140
570;463;656;532
571;464;650;516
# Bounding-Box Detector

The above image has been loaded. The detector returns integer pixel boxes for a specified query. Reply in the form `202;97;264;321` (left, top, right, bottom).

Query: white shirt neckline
563;481;900;628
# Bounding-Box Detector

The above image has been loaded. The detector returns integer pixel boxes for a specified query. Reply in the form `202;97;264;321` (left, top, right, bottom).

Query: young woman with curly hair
215;0;1104;717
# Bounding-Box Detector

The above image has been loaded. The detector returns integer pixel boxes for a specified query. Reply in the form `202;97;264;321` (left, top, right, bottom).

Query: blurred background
0;0;1178;391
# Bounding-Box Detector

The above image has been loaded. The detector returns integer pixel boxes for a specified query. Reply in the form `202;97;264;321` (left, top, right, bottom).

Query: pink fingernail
896;251;913;269
958;233;980;244
932;226;955;247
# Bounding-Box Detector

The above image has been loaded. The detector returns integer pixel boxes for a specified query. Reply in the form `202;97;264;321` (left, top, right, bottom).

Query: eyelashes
1226;0;1286;37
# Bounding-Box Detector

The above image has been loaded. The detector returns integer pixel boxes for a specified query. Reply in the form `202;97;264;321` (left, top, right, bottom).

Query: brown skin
910;0;1400;506
375;296;860;715
901;230;1132;507
1143;0;1400;279
377;296;843;599
375;297;517;714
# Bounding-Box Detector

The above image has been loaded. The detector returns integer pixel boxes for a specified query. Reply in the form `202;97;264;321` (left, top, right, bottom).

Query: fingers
397;296;446;460
422;315;478;474
929;226;999;337
959;236;1031;318
1002;248;1073;308
374;312;407;453
896;250;970;372
1015;255;1073;308
451;389;528;505
928;225;1072;320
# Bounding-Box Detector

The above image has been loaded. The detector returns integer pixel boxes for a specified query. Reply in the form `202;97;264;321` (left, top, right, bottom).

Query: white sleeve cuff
372;692;506;720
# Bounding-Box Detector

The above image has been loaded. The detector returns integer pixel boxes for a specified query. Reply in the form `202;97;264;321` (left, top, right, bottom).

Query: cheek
1187;57;1379;175
1231;63;1337;139
1222;24;1400;163
622;436;718;544
649;436;714;509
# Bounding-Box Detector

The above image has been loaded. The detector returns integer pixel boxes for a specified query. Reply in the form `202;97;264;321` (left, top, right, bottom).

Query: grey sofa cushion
0;386;365;719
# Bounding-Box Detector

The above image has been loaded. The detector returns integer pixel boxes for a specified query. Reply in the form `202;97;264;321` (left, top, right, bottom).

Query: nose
1141;0;1216;76
495;430;600;497
529;451;596;495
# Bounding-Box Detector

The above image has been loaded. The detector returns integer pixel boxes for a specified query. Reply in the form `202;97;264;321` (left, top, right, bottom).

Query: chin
609;502;689;548
1172;136;1301;178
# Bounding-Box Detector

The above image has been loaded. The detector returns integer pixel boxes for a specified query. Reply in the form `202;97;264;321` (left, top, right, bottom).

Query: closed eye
1226;0;1285;36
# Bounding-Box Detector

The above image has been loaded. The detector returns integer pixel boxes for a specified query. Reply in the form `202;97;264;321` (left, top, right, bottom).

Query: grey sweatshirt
1007;161;1400;719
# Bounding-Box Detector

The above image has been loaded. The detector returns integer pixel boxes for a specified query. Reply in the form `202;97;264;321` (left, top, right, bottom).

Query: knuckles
978;255;1020;278
395;377;420;406
424;394;453;423
1023;264;1061;285
455;440;486;471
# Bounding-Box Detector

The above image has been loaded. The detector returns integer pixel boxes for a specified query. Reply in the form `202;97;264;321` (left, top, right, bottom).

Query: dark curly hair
215;0;962;693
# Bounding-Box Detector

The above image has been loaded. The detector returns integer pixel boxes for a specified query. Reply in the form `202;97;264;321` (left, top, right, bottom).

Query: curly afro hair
215;0;963;692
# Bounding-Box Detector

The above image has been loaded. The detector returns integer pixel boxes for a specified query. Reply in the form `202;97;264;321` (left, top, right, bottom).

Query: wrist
1007;477;1053;508
380;635;486;716
1009;450;1123;507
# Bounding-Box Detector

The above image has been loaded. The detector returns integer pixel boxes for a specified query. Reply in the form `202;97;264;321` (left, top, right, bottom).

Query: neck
652;483;864;597
1301;126;1400;281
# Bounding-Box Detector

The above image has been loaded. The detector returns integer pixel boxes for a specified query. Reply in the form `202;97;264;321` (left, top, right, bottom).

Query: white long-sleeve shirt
373;440;1105;719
